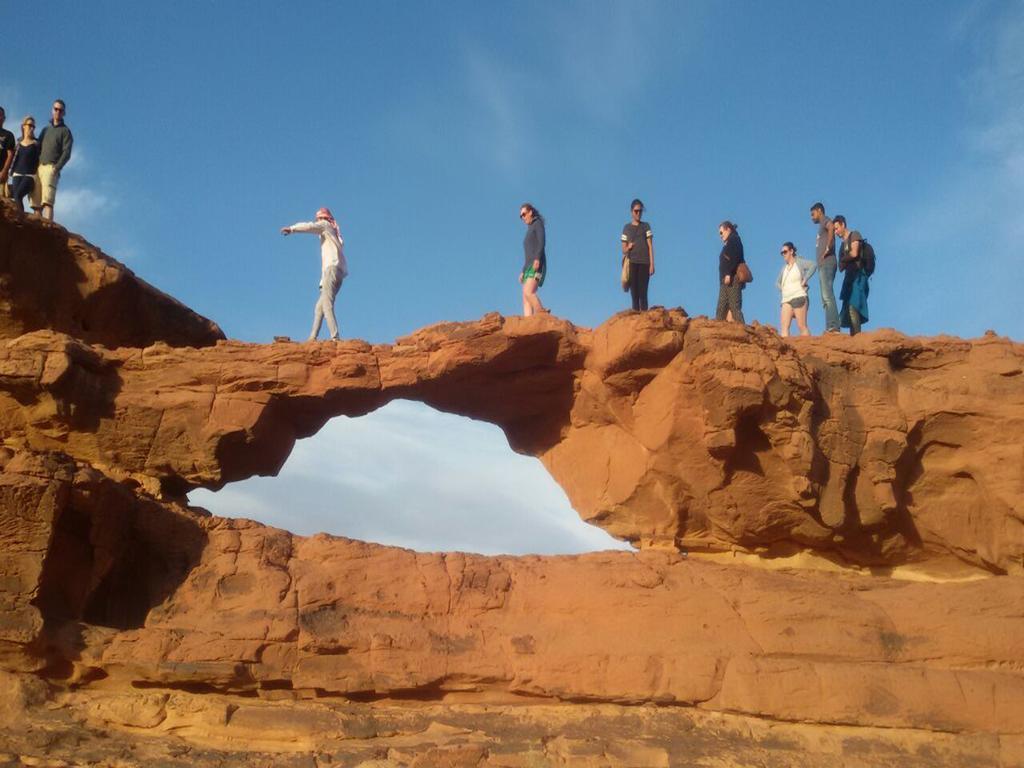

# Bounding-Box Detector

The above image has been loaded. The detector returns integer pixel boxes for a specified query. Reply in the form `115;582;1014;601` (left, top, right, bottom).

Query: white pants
310;266;344;340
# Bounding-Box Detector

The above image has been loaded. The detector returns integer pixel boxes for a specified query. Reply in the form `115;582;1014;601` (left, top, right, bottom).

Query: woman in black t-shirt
9;116;40;213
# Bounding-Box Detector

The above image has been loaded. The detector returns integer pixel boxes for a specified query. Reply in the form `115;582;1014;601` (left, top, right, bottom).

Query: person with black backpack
833;215;871;336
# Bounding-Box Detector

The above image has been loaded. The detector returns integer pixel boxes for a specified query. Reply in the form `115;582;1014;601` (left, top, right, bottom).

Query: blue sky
6;1;1022;553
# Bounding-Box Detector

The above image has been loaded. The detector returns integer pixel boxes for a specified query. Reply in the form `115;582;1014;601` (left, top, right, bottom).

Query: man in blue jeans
810;202;840;333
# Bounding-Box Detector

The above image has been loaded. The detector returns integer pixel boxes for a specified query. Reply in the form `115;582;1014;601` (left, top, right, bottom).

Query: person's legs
728;282;745;324
522;278;534;316
29;172;42;214
629;262;641;310
715;282;730;320
309;284;326;340
10;176;32;213
795;301;810;336
780;302;794;337
848;306;861;336
635;264;650;311
523;277;545;315
819;258;840;332
309;296;324;341
38;163;57;221
321;269;342;339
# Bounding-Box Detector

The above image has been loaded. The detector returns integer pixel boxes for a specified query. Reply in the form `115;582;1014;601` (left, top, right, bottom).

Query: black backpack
860;240;876;276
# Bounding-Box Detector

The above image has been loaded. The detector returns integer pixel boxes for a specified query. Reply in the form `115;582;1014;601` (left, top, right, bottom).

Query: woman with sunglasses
518;202;549;316
775;241;816;337
621;199;655;311
715;220;746;324
8;116;40;214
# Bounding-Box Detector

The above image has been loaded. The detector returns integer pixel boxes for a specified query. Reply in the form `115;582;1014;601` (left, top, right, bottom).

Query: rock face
2;309;1022;573
0;201;224;348
1;211;1023;766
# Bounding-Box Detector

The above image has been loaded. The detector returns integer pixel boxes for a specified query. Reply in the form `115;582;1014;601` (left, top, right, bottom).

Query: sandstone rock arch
2;205;1024;764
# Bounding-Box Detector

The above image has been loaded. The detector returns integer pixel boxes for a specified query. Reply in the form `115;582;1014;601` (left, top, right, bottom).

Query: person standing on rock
36;100;73;221
810;202;840;333
8;116;41;214
519;202;549;317
621;199;655;311
834;215;869;336
281;207;349;342
715;221;746;324
776;242;816;337
0;107;16;198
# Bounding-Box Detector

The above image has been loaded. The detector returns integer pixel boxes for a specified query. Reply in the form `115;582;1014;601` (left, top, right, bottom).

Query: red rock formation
1;211;1023;766
2;312;1021;572
0;200;223;348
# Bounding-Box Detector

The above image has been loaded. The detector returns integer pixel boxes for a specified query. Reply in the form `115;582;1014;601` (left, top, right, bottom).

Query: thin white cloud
190;400;632;555
551;4;659;124
963;4;1024;209
902;4;1024;257
463;44;531;176
55;187;115;231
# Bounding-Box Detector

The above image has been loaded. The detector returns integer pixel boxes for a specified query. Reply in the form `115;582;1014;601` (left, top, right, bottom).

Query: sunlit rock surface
1;201;1023;766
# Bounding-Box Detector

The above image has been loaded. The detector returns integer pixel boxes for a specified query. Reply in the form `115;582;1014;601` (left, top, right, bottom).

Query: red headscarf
315;207;341;239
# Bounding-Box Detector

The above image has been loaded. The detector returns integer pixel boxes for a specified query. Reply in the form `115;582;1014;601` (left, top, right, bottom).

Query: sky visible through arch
5;1;1022;551
189;401;630;555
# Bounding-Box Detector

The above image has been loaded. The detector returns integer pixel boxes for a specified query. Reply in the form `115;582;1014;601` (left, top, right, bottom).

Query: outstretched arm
281;221;327;236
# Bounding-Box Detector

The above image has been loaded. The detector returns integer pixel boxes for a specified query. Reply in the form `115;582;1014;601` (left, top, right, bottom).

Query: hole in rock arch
189;400;632;556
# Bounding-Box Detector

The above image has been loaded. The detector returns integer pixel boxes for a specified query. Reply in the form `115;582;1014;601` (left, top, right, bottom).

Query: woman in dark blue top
519;202;549;316
715;220;746;324
9;116;40;213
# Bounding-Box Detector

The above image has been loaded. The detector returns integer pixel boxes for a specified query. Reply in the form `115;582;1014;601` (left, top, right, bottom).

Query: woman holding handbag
715;220;747;324
621;199;655;311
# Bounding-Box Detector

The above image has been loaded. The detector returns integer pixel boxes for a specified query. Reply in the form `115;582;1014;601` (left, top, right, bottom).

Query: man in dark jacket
36;99;73;221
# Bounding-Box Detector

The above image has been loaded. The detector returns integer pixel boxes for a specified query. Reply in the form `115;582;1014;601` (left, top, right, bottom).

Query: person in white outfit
775;241;817;337
281;207;349;341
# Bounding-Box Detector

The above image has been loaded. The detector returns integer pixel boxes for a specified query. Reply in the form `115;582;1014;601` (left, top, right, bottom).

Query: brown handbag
736;262;753;284
621;256;630;292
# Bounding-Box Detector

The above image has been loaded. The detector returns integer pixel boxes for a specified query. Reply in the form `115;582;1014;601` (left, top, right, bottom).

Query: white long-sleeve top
288;220;349;277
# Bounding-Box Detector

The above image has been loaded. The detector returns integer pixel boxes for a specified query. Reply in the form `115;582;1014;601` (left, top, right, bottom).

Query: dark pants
9;176;34;212
629;261;650;311
715;280;745;323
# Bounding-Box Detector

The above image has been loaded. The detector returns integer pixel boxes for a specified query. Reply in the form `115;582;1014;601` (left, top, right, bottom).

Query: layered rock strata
1;210;1022;766
2;312;1022;572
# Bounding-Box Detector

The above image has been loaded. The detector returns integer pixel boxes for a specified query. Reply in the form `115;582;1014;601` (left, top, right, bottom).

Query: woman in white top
775;242;817;337
281;207;349;341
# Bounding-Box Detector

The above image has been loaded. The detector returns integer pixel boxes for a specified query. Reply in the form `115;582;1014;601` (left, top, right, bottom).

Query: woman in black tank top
9;116;40;213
